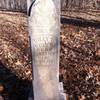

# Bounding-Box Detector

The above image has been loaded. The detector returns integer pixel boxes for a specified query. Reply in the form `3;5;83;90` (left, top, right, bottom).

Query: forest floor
0;11;100;100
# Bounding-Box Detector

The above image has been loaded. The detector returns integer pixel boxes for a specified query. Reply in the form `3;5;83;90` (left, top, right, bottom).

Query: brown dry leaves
0;11;32;80
60;24;100;99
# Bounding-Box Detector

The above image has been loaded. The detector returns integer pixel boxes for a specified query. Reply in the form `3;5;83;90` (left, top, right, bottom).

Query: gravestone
27;0;66;100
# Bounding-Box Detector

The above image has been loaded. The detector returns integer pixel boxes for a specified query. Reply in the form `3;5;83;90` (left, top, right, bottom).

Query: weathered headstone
27;0;65;100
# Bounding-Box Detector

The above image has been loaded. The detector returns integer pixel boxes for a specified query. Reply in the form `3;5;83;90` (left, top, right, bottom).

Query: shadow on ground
0;61;32;100
61;17;100;28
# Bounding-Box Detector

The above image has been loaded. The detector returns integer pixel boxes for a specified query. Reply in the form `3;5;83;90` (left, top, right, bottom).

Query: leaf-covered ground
0;11;100;100
60;24;100;100
0;11;31;100
0;11;32;80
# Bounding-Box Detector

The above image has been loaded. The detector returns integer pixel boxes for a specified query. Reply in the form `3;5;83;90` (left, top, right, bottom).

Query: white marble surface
28;0;62;100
